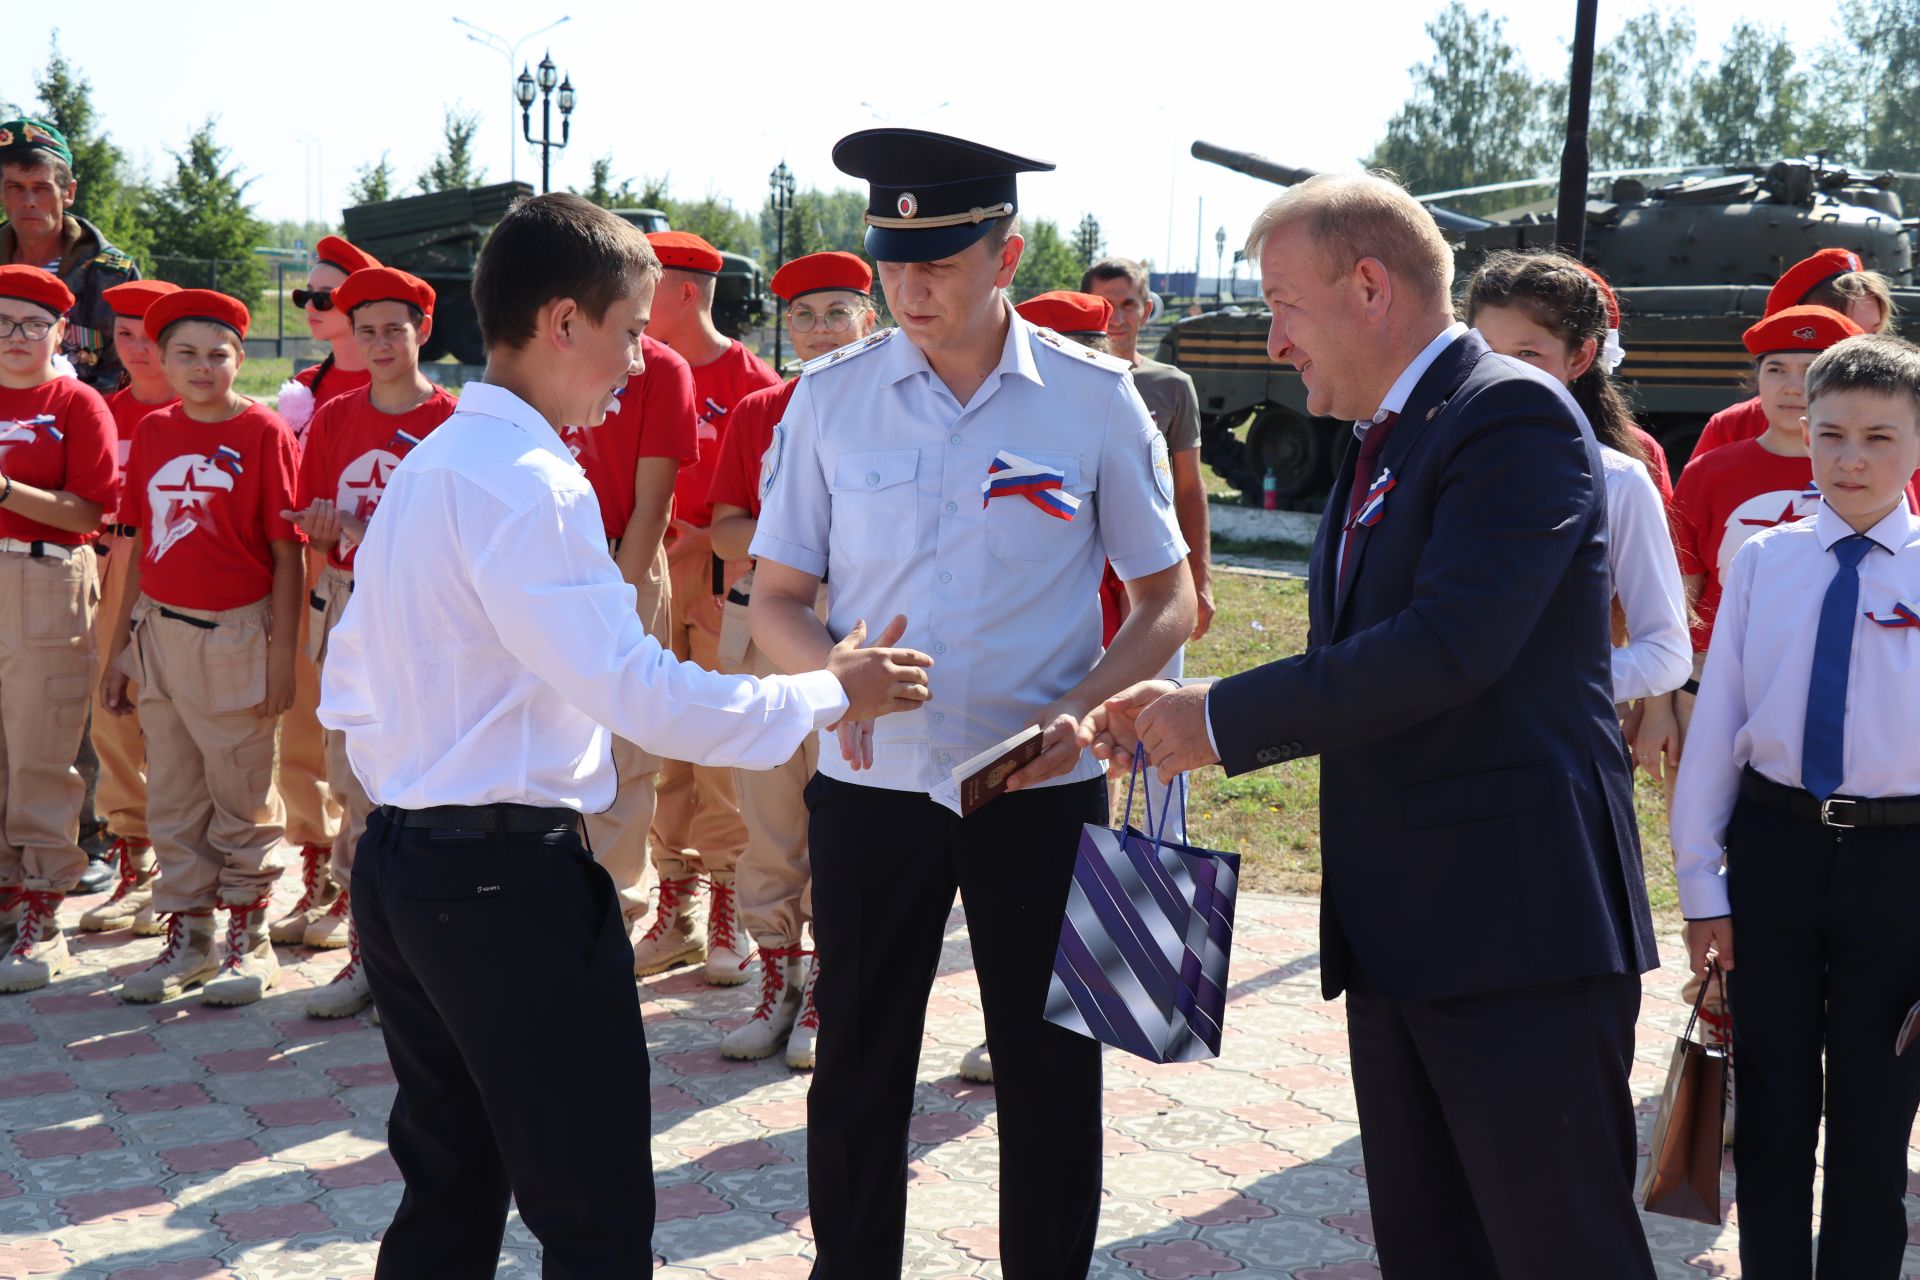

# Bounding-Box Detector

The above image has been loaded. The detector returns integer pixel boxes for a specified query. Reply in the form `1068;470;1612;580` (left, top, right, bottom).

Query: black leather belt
103;523;138;538
158;606;218;630
383;803;580;833
1740;767;1920;830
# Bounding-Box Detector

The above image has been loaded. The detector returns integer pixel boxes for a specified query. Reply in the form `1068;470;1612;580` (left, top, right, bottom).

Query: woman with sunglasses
277;236;381;450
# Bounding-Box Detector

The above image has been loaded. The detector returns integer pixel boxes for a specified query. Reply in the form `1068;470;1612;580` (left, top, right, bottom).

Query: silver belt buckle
1820;797;1858;829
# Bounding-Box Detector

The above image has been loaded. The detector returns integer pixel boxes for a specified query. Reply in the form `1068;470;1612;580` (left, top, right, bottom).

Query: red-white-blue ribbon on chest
1;413;61;443
1349;468;1396;529
982;450;1080;521
211;445;244;477
1866;598;1920;629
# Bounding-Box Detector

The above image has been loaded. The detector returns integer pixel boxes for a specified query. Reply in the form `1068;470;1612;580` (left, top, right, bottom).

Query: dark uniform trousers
1726;795;1920;1279
805;773;1107;1279
353;807;655;1278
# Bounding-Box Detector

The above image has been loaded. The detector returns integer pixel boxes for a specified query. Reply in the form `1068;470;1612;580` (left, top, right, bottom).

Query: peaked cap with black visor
833;129;1054;264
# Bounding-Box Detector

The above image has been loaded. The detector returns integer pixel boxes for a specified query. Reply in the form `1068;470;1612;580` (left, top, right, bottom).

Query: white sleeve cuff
794;668;851;729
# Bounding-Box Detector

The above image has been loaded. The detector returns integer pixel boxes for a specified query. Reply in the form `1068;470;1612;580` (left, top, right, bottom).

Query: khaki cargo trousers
0;546;97;892
585;540;672;922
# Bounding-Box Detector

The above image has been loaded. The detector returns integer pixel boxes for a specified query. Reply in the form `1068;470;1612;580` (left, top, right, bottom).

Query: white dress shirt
751;314;1187;805
1670;502;1920;918
318;382;848;813
1601;447;1691;702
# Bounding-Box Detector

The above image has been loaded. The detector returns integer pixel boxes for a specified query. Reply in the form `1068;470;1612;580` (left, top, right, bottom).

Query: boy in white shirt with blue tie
1673;333;1920;1277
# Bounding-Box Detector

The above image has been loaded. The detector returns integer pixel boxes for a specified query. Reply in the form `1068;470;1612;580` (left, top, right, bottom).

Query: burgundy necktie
1339;411;1398;589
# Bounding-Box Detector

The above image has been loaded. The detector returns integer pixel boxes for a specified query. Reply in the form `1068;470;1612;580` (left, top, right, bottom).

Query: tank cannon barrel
1190;140;1492;235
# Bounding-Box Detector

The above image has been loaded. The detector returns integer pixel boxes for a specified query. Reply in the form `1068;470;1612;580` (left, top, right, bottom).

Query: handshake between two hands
823;615;1220;791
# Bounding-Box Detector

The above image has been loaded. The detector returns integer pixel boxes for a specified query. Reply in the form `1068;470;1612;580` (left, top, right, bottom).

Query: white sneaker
720;943;805;1060
119;912;218;1002
79;840;158;932
703;876;749;986
0;891;69;993
203;899;280;1006
784;957;820;1071
303;888;351;949
959;1042;993;1083
269;845;338;945
631;875;704;976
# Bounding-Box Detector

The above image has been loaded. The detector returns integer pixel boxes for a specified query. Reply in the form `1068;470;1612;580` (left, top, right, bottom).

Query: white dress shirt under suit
1601;446;1691;703
1670;502;1920;918
317;382;848;813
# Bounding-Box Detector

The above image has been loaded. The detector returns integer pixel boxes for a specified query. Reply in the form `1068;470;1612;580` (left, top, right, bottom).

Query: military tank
1171;142;1920;502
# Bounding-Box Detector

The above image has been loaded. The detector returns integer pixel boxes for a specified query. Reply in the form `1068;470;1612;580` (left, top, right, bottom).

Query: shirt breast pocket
985;449;1092;562
830;449;919;564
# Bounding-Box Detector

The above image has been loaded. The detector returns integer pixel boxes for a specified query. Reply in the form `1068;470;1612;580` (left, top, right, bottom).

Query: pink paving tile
1104;1131;1149;1157
941;1223;1001;1261
311;1152;401;1189
904;1160;949;1186
1228;1099;1334;1130
1192;1142;1305;1176
655;1183;731;1222
67;1030;162;1060
197;1047;292;1073
160;1139;267;1174
0;1021;33;1044
1124;1058;1207;1081
930;1076;995;1102
1113;1239;1245;1278
907;1110;987;1144
112;1081;210;1112
214;1201;334;1242
108;1263;239;1280
248;1097;350;1127
0;1239;73;1275
58;1184;170;1224
739;1097;808;1128
923;993;976;1017
1326;1209;1376;1245
1256;1063;1349;1091
0;1170;21;1198
1686;1251;1740;1276
1288;1030;1353;1055
327;1061;396;1088
27;989;116;1014
691;1140;791;1172
711;1260;813;1280
15;1123;121;1157
774;1207;815;1241
0;1069;74;1098
645;970;711;996
656;1049;757;1076
1104;1086;1175;1117
274;1016;369;1039
1155;1189;1279;1226
1295;1266;1382;1280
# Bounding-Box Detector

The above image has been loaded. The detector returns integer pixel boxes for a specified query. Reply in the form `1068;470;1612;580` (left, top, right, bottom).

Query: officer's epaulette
92;248;134;273
801;326;895;376
1032;326;1130;374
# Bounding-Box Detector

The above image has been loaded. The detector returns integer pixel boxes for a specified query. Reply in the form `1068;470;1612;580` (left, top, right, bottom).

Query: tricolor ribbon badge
982;450;1080;521
17;413;60;442
1866;598;1920;629
1352;468;1396;528
391;429;422;449
701;397;727;422
212;445;244;477
1801;481;1822;503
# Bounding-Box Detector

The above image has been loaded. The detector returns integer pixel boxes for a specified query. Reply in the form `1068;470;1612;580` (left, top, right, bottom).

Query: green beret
0;119;73;168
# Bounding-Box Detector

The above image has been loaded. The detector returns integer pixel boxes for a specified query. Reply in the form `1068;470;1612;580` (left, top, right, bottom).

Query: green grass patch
1211;536;1314;563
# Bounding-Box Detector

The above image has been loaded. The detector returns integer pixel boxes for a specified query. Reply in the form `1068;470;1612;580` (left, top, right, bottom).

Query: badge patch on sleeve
758;424;786;504
1150;432;1174;503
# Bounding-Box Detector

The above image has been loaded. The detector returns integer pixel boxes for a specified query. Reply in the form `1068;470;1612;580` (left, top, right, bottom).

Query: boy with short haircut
284;267;454;1018
1673;333;1920;1276
0;265;119;992
102;290;303;1006
78;279;180;936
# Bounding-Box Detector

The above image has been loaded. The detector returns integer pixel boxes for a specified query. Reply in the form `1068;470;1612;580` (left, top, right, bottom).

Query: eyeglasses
0;317;54;341
292;288;334;311
788;306;861;334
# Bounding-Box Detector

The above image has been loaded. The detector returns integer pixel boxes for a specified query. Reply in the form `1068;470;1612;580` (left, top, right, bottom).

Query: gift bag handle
1126;743;1187;848
1681;961;1730;1057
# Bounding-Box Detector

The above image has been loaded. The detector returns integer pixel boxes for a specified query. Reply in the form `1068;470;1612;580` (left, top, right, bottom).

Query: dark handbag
1640;964;1731;1224
1043;747;1240;1063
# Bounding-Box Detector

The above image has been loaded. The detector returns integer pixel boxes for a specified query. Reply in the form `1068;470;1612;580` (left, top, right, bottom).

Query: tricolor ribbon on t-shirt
8;413;60;441
1866;598;1920;629
982;450;1080;521
212;445;244;477
701;397;727;423
1801;481;1823;503
1350;468;1396;529
391;429;422;450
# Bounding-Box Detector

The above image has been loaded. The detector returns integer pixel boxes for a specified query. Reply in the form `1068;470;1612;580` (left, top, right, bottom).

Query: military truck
339;182;770;365
1169;144;1920;503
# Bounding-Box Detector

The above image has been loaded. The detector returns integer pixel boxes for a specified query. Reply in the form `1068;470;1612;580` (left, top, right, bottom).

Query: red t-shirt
708;378;799;520
0;378;118;544
1688;396;1768;464
560;336;700;539
295;360;373;409
674;340;780;528
296;386;455;570
122;402;302;610
104;388;178;523
1627;424;1673;509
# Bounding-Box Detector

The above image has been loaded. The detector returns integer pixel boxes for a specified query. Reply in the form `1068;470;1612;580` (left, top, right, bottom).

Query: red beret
145;289;251;342
0;264;74;317
770;251;873;301
314;235;381;277
1015;290;1114;337
102;279;181;319
1765;247;1864;317
1574;264;1620;329
646;231;724;275
334;267;436;318
1742;305;1860;356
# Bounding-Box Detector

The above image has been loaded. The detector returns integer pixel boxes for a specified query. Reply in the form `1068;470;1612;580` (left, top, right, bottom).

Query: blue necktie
1801;536;1874;800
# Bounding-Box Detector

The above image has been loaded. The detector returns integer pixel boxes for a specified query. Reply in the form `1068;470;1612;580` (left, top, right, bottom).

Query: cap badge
1845;251;1862;270
896;193;918;219
23;123;53;145
1793;325;1817;341
0;129;12;148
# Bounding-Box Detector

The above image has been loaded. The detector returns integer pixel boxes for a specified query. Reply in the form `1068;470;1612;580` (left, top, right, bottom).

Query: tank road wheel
1244;405;1329;502
1199;411;1259;497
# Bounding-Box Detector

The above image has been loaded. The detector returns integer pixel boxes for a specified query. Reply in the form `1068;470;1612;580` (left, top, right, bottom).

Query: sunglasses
292;288;334;311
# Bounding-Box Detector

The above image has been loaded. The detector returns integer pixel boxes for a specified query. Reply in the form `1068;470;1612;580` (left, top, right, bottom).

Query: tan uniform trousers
310;565;377;881
275;556;341;851
649;521;747;880
120;596;287;912
0;547;97;892
89;534;147;841
586;540;672;923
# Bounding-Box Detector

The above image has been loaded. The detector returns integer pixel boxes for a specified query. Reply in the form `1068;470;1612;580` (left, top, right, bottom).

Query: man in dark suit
1092;174;1659;1278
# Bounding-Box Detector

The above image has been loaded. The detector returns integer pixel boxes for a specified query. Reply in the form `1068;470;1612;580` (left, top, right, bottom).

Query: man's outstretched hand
1087;680;1179;776
1088;679;1218;785
826;615;933;726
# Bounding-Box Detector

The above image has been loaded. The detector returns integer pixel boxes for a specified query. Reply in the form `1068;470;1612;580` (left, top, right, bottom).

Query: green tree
1679;22;1808;165
263;220;336;251
1807;0;1920;175
1589;7;1699;169
31;34;151;265
574;154;641;209
418;107;487;193
1072;213;1104;270
348;152;395;205
140;120;267;300
1010;220;1082;302
665;193;762;259
760;187;869;265
1366;3;1553;216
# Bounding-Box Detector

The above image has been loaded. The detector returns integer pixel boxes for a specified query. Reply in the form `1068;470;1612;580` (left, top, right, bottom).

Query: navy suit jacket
1209;330;1659;1002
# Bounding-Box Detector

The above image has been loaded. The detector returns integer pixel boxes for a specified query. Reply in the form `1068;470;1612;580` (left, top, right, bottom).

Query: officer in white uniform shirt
315;193;931;1278
748;129;1195;1279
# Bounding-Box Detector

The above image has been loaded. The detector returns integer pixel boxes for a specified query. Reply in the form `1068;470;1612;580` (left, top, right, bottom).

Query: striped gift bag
1044;747;1240;1063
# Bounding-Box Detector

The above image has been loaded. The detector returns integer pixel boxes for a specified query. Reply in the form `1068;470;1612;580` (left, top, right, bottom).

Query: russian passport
953;726;1044;817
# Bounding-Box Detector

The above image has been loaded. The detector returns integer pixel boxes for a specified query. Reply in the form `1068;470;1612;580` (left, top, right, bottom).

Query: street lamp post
517;52;574;194
768;160;797;370
1214;226;1226;303
453;15;572;183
